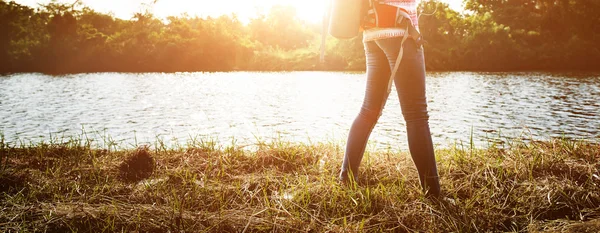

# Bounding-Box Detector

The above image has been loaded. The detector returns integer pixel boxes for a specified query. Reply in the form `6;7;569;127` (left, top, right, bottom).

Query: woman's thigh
361;41;393;118
375;38;428;121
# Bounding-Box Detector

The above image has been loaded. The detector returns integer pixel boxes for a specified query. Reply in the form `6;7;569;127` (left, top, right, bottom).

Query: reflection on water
0;72;598;149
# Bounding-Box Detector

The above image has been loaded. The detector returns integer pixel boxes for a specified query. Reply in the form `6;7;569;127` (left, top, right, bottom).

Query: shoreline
3;70;600;76
1;137;599;232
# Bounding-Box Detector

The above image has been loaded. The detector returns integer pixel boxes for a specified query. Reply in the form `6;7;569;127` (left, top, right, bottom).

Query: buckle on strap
396;13;427;47
415;35;428;47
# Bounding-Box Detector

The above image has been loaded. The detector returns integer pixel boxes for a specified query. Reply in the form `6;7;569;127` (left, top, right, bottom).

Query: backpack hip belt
363;1;427;47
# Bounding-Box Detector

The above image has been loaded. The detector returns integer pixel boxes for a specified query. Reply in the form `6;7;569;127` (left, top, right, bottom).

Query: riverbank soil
1;139;599;232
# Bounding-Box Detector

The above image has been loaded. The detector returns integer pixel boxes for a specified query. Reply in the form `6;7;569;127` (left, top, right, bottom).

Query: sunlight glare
151;0;327;23
16;0;463;23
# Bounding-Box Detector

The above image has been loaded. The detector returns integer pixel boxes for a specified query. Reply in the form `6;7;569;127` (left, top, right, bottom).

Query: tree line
0;0;598;74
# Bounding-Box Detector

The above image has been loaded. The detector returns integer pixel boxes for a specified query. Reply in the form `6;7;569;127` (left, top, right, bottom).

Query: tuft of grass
119;146;155;182
0;135;598;232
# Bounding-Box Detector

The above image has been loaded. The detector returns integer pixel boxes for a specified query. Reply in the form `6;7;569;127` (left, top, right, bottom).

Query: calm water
1;72;598;149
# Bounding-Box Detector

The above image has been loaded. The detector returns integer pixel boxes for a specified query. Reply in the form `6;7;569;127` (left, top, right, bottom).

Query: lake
1;72;598;149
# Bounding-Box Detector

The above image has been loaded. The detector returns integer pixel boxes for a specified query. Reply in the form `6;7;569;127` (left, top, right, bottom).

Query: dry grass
118;146;155;182
0;135;599;232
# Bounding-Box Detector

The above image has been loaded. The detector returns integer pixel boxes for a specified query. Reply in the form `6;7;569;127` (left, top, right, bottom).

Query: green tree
1;0;599;73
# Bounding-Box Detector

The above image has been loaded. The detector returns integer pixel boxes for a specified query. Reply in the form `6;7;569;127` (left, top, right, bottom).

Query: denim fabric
340;37;440;196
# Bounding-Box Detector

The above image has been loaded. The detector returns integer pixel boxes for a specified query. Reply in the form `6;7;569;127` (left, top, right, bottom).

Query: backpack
319;0;368;63
328;0;369;39
320;0;425;64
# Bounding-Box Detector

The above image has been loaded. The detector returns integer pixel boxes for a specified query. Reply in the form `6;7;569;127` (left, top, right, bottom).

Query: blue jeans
340;37;440;196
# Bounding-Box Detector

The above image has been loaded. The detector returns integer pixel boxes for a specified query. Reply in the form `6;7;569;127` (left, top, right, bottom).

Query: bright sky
15;0;464;23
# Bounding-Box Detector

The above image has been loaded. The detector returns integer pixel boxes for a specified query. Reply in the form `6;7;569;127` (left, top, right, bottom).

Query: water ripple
0;72;598;148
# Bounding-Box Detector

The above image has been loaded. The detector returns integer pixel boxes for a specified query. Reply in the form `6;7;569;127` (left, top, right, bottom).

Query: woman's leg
376;38;441;196
340;41;391;183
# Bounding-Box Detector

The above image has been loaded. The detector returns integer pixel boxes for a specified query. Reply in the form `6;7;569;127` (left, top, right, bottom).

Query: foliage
0;0;599;74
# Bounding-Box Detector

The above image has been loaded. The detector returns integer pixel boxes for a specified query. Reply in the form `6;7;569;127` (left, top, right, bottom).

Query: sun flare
16;0;329;22
16;0;463;23
151;0;327;23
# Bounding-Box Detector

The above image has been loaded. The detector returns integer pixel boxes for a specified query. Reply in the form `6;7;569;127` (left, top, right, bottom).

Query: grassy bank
1;136;599;232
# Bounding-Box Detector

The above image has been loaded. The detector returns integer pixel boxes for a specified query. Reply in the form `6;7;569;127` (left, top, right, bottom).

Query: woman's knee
401;102;429;123
357;106;383;123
